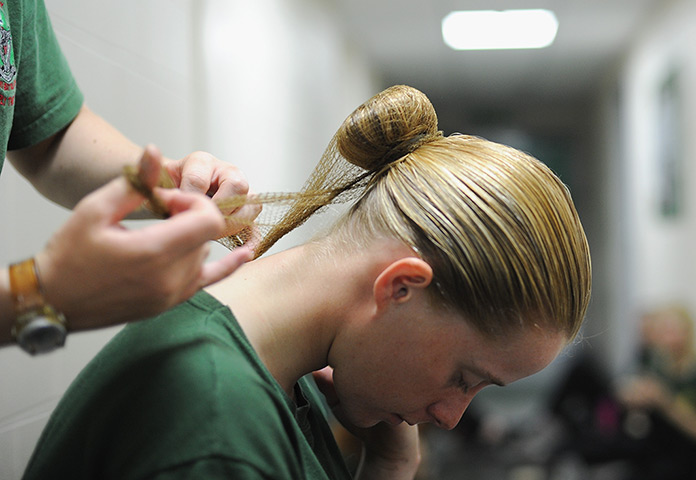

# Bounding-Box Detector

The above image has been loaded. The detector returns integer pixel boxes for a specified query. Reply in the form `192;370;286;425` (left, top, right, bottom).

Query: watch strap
9;258;45;313
9;258;68;353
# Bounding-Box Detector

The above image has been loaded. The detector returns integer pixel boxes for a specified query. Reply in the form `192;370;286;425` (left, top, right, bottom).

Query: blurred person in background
547;305;696;480
617;305;696;479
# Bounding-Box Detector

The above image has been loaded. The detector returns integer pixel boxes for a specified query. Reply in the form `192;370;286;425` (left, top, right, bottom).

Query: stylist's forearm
7;104;143;209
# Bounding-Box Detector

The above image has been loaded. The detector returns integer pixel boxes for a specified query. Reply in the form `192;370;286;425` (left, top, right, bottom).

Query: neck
205;241;374;395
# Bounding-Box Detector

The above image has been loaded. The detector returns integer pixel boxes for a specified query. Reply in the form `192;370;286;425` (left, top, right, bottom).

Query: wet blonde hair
142;85;590;340
323;86;591;340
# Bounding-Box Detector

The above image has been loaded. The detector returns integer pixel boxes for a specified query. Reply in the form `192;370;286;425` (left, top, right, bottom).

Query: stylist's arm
0;146;252;348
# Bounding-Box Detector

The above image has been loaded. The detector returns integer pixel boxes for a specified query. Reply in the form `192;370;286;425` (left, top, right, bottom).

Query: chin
343;407;380;429
349;415;380;429
358;418;381;428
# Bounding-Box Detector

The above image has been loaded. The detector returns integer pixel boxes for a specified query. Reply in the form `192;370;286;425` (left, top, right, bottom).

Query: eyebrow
470;363;506;387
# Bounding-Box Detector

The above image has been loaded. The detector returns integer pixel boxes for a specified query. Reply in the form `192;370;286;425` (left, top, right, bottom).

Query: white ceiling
333;0;668;107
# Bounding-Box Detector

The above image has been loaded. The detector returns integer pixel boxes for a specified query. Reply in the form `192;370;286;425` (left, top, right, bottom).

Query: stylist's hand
34;146;252;332
163;151;261;237
313;367;420;480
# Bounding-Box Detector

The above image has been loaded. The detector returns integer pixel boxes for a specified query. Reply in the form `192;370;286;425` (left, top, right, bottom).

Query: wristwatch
9;258;67;355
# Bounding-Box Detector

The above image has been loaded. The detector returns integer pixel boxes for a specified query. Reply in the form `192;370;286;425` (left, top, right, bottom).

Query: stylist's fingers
72;145;167;227
74;175;146;227
208;162;248;199
169;151;249;200
218;191;262;238
169;152;253;206
35;165;252;333
139;187;226;254
198;247;253;288
176;152;216;194
137;144;164;191
209;168;251;213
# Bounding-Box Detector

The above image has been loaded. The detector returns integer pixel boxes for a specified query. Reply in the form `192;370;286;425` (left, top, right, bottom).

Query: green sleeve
7;0;83;150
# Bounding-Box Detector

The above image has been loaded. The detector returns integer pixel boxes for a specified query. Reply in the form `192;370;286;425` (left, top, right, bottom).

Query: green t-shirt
23;291;352;480
0;0;83;170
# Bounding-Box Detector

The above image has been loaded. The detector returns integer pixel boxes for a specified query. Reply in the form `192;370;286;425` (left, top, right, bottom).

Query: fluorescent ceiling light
442;9;558;50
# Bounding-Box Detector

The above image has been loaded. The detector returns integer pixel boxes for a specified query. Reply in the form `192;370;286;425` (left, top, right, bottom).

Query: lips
388;414;417;426
401;416;418;426
386;413;405;426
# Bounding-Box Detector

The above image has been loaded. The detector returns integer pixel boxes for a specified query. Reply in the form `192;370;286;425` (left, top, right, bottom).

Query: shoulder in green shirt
23;291;352;480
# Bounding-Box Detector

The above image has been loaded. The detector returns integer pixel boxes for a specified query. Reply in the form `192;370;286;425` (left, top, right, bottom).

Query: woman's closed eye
456;373;471;394
455;373;496;396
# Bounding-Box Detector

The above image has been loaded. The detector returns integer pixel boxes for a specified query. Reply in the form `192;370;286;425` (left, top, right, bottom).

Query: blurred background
2;0;696;478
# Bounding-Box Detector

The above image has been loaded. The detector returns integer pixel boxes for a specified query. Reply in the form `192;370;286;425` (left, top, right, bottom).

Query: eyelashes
457;373;470;394
455;374;496;395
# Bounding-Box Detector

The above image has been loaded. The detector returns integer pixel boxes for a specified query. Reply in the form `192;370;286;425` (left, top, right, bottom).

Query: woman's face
330;296;566;430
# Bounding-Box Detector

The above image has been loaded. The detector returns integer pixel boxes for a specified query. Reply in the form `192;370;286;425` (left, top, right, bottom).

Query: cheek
333;360;403;403
331;327;452;411
332;353;431;413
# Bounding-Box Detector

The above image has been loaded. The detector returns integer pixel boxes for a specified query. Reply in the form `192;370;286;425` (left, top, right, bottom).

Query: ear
373;257;433;312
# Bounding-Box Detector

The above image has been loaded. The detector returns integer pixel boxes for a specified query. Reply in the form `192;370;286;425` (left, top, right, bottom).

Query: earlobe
373;257;433;310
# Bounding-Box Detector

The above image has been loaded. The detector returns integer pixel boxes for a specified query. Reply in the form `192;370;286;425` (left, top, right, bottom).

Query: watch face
17;316;67;355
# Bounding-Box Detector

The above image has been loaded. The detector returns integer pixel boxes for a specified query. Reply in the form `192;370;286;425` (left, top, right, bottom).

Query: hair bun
336;85;440;171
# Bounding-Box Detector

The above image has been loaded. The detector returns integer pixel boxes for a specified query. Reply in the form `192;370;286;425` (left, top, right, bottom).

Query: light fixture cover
442;9;559;50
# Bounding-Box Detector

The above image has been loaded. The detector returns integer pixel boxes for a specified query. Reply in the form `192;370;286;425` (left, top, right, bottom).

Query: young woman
23;85;591;480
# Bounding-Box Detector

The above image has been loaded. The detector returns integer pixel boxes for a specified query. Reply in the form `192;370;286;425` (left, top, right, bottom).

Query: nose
427;394;474;430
